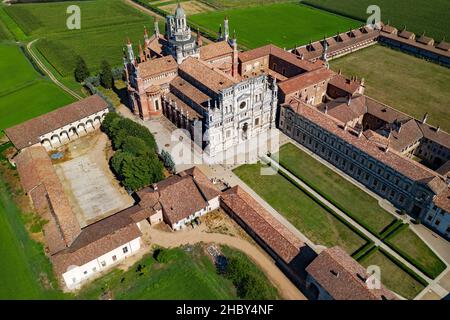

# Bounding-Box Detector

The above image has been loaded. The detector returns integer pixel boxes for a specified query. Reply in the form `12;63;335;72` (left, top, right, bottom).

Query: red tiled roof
278;68;334;95
306;247;397;300
5;95;108;150
200;40;233;61
221;186;304;264
138;55;178;78
433;188;450;212
328;74;362;95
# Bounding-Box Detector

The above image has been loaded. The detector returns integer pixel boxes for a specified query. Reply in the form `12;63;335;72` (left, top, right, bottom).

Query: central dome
175;3;185;18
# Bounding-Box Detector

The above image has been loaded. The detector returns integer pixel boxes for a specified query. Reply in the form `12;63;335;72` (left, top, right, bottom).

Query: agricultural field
385;227;446;279
158;0;216;16
189;2;360;49
331;45;450;132
2;0;159;76
302;0;450;41
276;143;396;235
203;0;294;9
359;249;426;300
0;43;74;130
233;163;367;254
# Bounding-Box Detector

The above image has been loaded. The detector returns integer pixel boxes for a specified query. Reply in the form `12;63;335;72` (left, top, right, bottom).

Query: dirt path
26;39;83;100
142;224;306;300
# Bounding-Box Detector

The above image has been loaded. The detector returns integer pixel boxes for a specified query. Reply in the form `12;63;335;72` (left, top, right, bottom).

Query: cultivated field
276;143;396;235
359;249;426;300
189;3;360;49
233;163;367;254
203;0;294;9
3;0;159;76
0;43;74;130
159;0;215;16
330;45;450;133
302;0;450;41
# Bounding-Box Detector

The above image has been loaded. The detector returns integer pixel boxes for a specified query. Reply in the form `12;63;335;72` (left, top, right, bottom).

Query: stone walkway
140;223;306;300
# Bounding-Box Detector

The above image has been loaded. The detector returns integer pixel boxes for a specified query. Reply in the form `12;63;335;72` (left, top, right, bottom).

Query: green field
385;227;446;279
302;0;450;41
0;146;66;299
189;3;360;49
331;45;450;133
78;245;277;300
3;0;159;76
233;163;367;254
359;249;425;300
0;43;74;130
277;143;396;235
202;0;293;9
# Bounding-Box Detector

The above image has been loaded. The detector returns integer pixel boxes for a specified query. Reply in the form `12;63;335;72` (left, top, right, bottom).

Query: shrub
160;149;175;173
100;60;113;89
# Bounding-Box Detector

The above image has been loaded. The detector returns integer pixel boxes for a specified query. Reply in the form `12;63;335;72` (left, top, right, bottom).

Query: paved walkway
142;223;306;300
26;39;83;100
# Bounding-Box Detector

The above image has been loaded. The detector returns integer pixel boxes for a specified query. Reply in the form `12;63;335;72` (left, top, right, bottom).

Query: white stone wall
62;236;141;290
206;75;277;156
424;206;450;239
40;108;109;151
171;196;220;230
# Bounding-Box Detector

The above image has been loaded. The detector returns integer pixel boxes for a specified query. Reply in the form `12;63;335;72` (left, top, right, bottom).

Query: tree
161;149;175;173
100;60;113;89
122;136;150;156
74;55;89;83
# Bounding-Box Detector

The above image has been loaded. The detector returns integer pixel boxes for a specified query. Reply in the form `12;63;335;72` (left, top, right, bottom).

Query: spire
197;27;203;47
138;41;145;63
144;26;149;41
223;15;229;42
218;24;222;40
154;18;160;38
126;38;135;63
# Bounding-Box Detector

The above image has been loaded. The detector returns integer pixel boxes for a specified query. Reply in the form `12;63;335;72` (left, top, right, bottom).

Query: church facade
124;4;277;156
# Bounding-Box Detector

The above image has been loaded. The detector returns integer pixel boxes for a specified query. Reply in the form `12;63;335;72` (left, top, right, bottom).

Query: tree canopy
74;55;90;83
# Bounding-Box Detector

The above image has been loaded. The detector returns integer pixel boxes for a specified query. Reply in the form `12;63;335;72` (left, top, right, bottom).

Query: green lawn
0;147;66;299
385;227;446;279
359;249;426;300
276;143;396;235
189;3;360;49
3;0;161;76
78;245;267;300
0;82;74;130
302;0;450;41
331;45;450;132
233;163;367;254
202;0;294;9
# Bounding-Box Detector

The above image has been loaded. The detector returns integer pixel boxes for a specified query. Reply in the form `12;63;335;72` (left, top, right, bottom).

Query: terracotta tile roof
381;24;398;34
239;44;323;73
278;67;334;95
436;160;450;178
363;130;389;148
138;55;178;78
5;95;108;150
136;167;220;226
380;33;450;58
389;119;423;151
200;40;233;61
317;95;367;124
365;97;411;124
398;29;415;40
284;100;442;182
433;188;450;212
179;57;237;93
306;247;397;300
221;186;304;264
328;74;362;95
417;122;450;150
436;40;450;52
170;76;210;109
416;35;434;46
51;206;142;276
419;176;447;195
14;146;81;248
166;92;203;120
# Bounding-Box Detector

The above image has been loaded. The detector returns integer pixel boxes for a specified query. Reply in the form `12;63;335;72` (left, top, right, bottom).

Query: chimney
436;125;440;132
152;183;158;191
347;95;352;106
324;104;328;114
422;112;428;124
398;124;402;133
358;130;363;138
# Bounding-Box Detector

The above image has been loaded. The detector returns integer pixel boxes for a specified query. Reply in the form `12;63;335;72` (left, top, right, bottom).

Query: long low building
5;95;109;151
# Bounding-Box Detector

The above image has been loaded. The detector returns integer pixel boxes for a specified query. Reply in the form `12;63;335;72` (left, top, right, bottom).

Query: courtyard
53;132;134;227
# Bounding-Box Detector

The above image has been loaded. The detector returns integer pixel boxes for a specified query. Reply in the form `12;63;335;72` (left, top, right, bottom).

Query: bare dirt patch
160;0;215;16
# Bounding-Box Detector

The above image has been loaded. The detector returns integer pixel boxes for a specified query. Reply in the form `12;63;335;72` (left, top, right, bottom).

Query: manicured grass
359;248;426;300
233;163;367;254
202;0;294;9
385;227;446;279
189;3;360;49
276;143;396;235
330;45;450;133
78;245;240;300
4;0;160;76
302;0;450;40
0;81;74;130
0;150;66;299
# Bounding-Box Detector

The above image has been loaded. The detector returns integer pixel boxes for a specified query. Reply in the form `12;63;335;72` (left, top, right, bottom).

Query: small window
435;220;441;226
83;271;88;275
123;246;129;254
112;255;117;262
101;261;106;267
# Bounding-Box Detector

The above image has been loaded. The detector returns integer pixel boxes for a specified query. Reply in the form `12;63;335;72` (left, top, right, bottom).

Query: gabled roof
200;40;233;61
138;55;178;78
278;67;335;95
5;95;108;150
306;247;397;300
